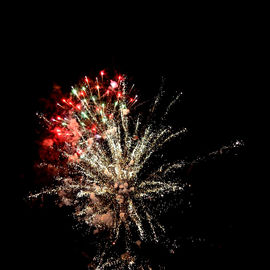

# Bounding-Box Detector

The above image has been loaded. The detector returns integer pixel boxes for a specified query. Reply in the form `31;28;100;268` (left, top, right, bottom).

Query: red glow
77;149;83;155
106;90;110;95
79;91;86;96
62;98;67;103
55;127;62;137
96;107;100;112
108;113;114;119
56;116;62;120
68;101;73;106
42;138;54;147
117;92;122;98
118;75;123;81
85;76;89;83
100;70;105;76
76;104;82;110
129;98;134;102
91;125;97;133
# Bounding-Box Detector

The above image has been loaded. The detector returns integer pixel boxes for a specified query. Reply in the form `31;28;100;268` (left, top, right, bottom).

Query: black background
8;5;255;270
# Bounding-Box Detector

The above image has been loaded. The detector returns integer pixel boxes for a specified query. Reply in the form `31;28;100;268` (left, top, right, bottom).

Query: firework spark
29;72;243;269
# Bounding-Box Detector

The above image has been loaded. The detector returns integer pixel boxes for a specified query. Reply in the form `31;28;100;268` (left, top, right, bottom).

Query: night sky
8;8;254;270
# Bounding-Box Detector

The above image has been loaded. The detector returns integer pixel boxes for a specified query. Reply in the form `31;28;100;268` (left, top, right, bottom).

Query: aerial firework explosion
29;71;243;269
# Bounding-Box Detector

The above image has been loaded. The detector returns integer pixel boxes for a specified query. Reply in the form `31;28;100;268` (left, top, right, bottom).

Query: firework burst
29;72;243;269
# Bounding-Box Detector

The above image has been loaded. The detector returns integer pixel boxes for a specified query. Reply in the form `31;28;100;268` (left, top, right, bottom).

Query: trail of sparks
29;72;243;269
